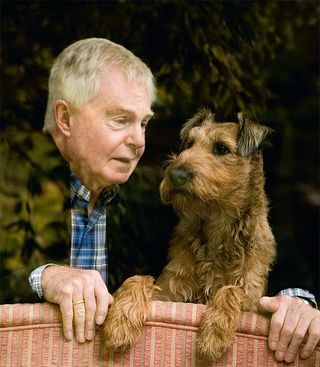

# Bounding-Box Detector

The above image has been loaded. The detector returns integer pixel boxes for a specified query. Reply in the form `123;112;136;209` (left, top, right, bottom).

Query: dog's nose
168;166;193;188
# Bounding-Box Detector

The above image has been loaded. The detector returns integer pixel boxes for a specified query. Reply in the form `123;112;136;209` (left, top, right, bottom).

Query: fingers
60;295;74;341
72;271;110;343
41;266;112;344
284;313;310;362
82;282;96;341
267;297;289;353
300;314;320;359
258;296;279;314
275;303;304;362
94;279;113;326
266;295;320;363
72;280;87;343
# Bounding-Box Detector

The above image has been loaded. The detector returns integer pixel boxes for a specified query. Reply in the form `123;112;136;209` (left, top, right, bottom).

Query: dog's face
160;109;272;215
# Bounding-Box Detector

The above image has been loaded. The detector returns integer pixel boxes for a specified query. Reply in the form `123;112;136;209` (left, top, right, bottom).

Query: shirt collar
70;172;119;205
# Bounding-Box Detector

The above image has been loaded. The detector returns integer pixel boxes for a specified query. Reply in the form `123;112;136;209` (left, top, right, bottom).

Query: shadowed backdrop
1;0;319;303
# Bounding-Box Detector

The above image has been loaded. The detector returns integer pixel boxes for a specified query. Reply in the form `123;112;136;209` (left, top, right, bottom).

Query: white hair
43;38;156;133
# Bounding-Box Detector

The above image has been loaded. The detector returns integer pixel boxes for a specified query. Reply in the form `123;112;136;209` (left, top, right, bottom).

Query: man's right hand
41;265;113;343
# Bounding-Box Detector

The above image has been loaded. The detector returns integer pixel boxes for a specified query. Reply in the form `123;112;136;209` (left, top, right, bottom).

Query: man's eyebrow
106;108;154;119
105;108;131;116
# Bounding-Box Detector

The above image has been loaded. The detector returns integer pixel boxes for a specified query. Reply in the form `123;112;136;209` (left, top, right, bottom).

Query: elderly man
29;38;319;363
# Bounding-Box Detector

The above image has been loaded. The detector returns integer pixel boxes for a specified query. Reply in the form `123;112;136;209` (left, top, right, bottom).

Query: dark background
1;1;319;303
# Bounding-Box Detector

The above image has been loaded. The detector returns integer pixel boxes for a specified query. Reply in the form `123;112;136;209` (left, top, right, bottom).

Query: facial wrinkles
111;96;152;131
99;65;153;118
68;66;152;192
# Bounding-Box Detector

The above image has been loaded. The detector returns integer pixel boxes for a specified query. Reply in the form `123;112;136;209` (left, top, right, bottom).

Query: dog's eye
213;142;230;155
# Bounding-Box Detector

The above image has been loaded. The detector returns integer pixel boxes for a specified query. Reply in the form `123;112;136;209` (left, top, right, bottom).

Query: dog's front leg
154;245;198;302
103;275;158;350
197;285;243;361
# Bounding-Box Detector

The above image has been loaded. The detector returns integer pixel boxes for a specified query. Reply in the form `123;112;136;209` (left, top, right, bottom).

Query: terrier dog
104;110;276;361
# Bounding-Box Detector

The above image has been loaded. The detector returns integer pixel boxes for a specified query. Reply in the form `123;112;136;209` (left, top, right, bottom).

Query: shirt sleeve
28;264;56;299
278;288;318;308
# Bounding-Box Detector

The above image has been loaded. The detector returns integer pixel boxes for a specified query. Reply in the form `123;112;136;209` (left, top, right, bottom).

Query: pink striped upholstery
0;301;318;366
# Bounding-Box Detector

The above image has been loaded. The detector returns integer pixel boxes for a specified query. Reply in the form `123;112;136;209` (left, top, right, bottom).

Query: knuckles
281;326;296;339
61;269;100;289
63;310;74;319
88;270;104;283
292;330;305;342
278;295;294;305
310;317;320;336
61;284;74;297
271;316;284;331
85;304;97;314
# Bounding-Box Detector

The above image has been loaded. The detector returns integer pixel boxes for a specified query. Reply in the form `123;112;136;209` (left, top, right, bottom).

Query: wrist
29;263;56;299
41;264;58;290
278;288;317;309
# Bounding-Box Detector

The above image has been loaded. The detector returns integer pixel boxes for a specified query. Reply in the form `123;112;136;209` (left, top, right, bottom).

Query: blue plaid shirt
29;173;118;298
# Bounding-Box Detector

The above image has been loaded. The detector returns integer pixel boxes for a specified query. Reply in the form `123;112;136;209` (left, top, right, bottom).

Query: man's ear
53;100;72;137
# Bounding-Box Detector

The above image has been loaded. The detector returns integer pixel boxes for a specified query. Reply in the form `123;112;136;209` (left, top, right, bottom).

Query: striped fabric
0;301;319;367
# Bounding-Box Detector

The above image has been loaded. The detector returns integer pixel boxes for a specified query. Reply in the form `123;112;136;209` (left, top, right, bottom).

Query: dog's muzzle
168;166;193;188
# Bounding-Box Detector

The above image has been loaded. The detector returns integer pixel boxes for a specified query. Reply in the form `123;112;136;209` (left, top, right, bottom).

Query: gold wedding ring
73;300;85;306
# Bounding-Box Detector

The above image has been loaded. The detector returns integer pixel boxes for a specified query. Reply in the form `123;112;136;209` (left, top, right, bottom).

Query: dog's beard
161;187;213;219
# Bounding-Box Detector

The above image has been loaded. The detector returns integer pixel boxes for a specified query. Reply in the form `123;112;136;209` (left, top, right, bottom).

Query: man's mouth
114;157;133;164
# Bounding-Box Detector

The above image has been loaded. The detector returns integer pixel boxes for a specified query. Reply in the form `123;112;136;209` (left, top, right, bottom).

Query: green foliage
1;1;319;302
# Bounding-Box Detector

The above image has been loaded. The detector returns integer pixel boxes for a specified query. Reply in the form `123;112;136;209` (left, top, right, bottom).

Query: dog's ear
180;108;215;144
237;112;273;156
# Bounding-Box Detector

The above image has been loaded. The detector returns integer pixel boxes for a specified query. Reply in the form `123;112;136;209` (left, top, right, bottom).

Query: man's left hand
258;295;320;363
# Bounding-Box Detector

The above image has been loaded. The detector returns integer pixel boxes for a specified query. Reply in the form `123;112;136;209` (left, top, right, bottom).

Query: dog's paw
197;320;235;361
103;275;156;350
103;307;144;350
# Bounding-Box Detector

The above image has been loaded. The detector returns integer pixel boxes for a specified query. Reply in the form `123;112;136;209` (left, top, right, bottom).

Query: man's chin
99;165;137;187
108;172;131;185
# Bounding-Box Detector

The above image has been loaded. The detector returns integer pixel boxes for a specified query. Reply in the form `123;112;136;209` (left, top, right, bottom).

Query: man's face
64;64;153;193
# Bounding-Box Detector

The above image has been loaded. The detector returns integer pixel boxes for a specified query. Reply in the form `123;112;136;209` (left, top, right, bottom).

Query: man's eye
213;142;230;155
109;118;128;128
114;118;127;124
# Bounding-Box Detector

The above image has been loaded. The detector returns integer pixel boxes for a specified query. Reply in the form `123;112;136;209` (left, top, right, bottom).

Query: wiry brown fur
103;110;276;361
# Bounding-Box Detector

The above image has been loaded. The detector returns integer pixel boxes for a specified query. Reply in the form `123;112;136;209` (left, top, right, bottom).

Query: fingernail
78;334;85;343
66;332;73;340
276;352;284;361
96;316;104;325
301;351;309;359
285;354;294;363
270;342;277;351
87;331;94;340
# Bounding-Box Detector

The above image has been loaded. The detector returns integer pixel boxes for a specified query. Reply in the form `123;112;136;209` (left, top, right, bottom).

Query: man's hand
41;265;113;343
258;295;320;363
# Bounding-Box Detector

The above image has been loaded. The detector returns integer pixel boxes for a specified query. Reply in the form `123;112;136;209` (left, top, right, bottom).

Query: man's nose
125;124;145;149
